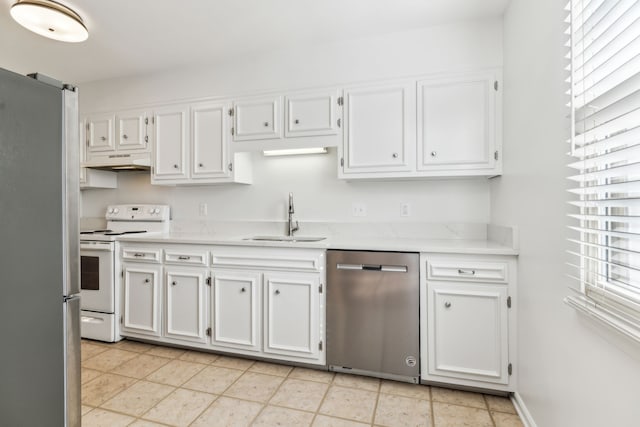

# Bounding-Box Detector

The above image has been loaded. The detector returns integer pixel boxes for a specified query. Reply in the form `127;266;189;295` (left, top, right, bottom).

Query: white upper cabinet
338;69;502;180
152;104;189;181
115;109;151;152
417;70;499;174
340;81;416;176
284;91;339;138
152;101;251;185
86;113;115;153
191;101;231;180
233;96;282;141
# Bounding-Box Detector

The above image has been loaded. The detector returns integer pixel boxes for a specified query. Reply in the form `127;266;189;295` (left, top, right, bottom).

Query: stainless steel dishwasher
327;250;420;383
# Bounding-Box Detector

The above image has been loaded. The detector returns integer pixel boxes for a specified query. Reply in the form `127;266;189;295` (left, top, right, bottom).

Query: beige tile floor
81;339;524;427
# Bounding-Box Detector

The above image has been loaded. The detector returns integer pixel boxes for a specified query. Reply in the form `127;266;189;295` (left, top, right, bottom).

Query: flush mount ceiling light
10;0;88;42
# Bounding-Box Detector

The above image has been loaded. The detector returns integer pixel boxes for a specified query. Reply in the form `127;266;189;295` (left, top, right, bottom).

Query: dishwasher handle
336;263;408;273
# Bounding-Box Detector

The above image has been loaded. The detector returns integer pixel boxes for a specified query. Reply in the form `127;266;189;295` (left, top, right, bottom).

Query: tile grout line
369;379;383;427
429;385;436;427
246;363;294;425
309;369;336;426
484;394;498;427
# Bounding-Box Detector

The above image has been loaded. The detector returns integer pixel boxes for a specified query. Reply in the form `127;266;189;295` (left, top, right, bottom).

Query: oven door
80;241;115;313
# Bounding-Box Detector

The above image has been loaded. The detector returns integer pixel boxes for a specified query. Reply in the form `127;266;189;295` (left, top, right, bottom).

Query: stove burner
80;229;112;234
102;230;148;236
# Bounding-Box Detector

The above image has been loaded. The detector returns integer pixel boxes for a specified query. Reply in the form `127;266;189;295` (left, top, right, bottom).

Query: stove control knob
148;207;154;214
154;208;160;214
113;208;120;214
107;207;114;214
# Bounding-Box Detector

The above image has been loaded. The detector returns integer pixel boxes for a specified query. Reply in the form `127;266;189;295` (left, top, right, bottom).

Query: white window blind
566;0;640;342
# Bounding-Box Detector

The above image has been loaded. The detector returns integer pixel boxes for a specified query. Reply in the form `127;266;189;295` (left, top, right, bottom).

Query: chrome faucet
288;192;299;236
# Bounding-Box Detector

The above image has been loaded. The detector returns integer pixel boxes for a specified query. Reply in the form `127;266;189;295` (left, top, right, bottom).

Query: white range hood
82;152;151;171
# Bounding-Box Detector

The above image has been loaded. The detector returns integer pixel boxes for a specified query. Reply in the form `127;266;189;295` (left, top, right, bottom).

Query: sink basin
245;235;327;242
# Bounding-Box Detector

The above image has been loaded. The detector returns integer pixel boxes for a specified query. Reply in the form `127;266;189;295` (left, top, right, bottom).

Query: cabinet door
285;91;338;138
417;71;497;172
165;267;208;344
191;102;231;180
115;109;150;152
86;113;115;154
153;104;189;181
263;272;320;360
427;281;509;384
211;270;261;352
342;82;415;174
233;96;282;141
122;263;161;337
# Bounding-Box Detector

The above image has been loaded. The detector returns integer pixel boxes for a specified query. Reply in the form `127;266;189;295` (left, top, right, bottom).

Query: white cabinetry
339;69;502;179
340;81;415;175
211;246;326;365
264;272;320;360
210;270;261;352
79;119;117;189
86;113;115;154
153;104;189;181
417;71;499;174
152;102;251;185
420;254;516;391
233;96;282;141
121;262;162;337
165;267;208;344
116;109;151;152
232;90;340;151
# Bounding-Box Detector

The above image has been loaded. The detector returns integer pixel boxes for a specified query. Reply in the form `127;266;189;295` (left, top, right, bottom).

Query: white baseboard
511;392;537;427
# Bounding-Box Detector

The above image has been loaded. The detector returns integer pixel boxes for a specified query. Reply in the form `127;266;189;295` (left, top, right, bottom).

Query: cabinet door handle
457;269;476;275
178;256;191;260
294;119;299;124
144;278;150;283
172;281;177;286
392;153;398;158
431;151;437;157
198;163;203;168
173;164;179;169
122;134;128;140
100;136;106;141
264;122;269;127
241;287;246;293
275;289;280;295
134;253;145;257
444;301;451;308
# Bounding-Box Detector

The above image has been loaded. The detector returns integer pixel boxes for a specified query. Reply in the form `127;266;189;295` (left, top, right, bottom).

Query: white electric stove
80;204;170;342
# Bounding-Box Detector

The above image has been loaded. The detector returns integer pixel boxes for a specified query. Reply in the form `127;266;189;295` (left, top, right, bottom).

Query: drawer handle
457;269;476;275
100;136;106;141
444;301;451;308
241;287;246;293
134;253;145;257
144;278;150;283
178;256;191;260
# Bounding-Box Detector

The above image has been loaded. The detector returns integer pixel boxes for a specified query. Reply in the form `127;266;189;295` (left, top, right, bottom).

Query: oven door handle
80;242;115;251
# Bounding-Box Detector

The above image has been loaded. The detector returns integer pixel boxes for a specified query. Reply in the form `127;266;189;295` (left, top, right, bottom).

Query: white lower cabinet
164;267;208;344
121;262;162;337
263;272;320;360
210;269;261;352
421;253;516;392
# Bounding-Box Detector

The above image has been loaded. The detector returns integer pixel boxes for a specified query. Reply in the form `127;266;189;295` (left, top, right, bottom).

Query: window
566;0;640;341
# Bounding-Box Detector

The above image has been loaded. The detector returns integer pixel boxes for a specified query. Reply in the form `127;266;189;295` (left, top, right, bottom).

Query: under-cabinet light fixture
10;0;88;43
263;147;328;157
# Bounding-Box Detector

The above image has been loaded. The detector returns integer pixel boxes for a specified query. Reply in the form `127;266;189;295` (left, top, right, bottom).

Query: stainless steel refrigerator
0;67;81;426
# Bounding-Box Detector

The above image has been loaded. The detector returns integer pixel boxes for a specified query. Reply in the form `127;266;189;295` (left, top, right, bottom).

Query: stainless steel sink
244;235;327;242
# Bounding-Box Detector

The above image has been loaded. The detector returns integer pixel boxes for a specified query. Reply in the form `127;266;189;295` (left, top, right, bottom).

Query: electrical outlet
352;203;367;217
199;202;208;217
400;202;411;217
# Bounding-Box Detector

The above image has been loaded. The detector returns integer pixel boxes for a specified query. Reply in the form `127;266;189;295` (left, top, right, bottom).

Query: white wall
79;20;502;223
491;1;640;426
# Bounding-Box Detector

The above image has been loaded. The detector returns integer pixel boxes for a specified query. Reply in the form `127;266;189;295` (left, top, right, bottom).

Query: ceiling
0;0;509;84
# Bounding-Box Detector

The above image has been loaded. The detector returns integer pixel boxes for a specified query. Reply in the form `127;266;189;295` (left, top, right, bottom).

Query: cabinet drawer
427;260;507;283
122;247;162;263
211;247;324;272
164;249;209;266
